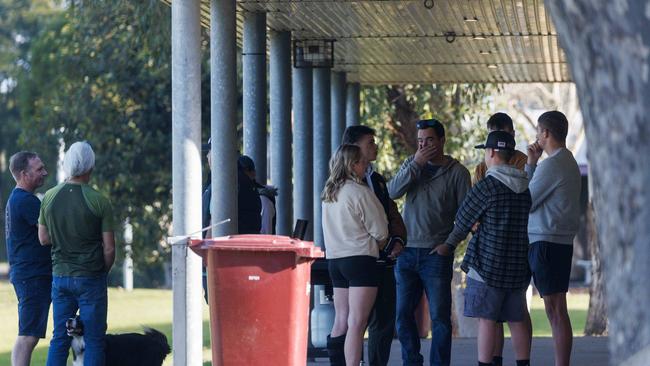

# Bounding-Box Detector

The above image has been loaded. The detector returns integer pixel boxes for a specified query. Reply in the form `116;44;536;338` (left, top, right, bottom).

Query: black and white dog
66;315;171;366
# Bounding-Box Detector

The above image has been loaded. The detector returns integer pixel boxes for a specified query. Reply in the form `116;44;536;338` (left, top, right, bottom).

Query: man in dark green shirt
38;141;115;366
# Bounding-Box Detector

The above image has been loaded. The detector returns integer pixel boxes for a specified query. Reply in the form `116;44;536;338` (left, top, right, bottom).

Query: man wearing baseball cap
442;130;533;366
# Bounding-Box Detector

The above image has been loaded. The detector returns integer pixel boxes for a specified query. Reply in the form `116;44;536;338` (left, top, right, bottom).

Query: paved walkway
308;336;609;365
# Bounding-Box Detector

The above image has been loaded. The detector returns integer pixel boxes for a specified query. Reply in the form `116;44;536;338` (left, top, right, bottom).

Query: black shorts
529;241;573;297
328;256;378;288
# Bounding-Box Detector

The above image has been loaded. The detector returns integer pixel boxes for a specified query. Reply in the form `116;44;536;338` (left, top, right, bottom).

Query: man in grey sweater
388;118;471;366
526;111;581;366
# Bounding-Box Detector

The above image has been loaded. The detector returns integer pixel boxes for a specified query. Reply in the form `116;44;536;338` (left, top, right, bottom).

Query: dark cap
475;130;516;151
237;155;256;171
202;138;211;152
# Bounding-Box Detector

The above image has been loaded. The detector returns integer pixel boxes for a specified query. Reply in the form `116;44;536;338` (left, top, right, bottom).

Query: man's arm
526;162;556;212
456;167;472;209
386;199;407;257
444;184;488;249
387;157;421;199
38;224;51;245
102;232;116;272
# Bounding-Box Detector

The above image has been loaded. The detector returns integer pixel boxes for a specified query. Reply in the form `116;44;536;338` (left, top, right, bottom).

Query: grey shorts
463;278;527;322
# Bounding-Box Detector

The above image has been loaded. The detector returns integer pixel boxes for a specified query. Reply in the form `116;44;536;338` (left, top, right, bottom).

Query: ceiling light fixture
487;64;498;69
472;34;487;40
444;31;456;43
479;50;491;55
464;17;479;22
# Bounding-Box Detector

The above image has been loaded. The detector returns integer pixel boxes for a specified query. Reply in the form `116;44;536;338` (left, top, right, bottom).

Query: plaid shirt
445;175;532;290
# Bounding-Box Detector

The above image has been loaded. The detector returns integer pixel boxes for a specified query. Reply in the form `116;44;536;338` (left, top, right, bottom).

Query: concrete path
308;336;610;365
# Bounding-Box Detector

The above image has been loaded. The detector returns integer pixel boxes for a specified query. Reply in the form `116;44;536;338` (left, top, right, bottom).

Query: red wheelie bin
191;234;324;366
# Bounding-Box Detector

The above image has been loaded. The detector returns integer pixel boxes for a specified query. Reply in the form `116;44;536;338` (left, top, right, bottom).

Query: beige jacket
322;180;389;259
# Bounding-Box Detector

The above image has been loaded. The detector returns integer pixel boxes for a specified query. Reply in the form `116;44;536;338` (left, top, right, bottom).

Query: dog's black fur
66;315;171;366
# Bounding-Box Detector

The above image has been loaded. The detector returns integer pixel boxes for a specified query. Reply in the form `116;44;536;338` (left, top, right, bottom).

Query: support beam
313;68;331;248
345;82;360;127
331;72;346;151
243;12;267;182
210;0;238;236
292;67;313;240
171;1;202;365
270;31;292;235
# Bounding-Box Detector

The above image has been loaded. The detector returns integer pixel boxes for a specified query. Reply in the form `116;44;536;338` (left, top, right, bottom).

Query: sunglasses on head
416;119;442;130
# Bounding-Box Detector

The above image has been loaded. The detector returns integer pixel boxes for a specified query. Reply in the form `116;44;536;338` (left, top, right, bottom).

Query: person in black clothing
236;156;262;234
340;126;407;366
237;155;277;234
441;131;532;366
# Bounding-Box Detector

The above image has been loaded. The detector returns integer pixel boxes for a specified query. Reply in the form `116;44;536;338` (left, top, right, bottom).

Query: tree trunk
546;2;650;363
584;201;607;336
385;85;419;153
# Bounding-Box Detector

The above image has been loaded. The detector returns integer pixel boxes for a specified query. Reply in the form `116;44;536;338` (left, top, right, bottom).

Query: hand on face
527;141;543;165
414;144;438;166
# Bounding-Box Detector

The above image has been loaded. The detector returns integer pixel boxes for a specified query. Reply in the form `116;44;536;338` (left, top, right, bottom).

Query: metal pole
313;68;331;248
211;0;238;237
171;1;202;365
270;31;292;235
346;82;361;127
331;72;346;151
292;67;313;240
243;12;267;182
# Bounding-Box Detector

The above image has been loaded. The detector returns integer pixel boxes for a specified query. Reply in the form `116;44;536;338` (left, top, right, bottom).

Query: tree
16;0;214;287
547;1;650;363
360;83;496;177
0;0;62;261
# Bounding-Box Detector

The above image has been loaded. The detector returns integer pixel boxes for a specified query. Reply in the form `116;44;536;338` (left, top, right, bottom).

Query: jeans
47;274;108;366
395;248;453;366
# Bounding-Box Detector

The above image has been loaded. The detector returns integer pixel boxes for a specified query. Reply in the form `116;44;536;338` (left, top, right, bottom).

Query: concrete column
171;1;203;365
210;0;238;236
346;82;361;127
292;67;313;240
330;72;346;151
270;31;292;235
313;68;331;248
243;12;267;182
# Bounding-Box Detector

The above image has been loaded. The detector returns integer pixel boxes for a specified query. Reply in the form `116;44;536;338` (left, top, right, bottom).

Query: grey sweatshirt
526;148;581;245
388;155;471;248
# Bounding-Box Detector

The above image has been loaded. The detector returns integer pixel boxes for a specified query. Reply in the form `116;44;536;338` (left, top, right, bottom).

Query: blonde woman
322;144;389;366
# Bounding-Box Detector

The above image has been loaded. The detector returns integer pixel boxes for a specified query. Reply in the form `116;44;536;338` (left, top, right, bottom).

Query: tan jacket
473;150;528;185
322;180;389;259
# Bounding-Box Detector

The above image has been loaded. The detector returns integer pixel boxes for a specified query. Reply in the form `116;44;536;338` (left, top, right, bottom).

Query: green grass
506;291;589;337
0;281;589;365
0;281;212;365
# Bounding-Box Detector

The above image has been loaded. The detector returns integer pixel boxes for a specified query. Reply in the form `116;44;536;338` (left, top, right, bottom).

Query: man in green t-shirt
38;141;115;366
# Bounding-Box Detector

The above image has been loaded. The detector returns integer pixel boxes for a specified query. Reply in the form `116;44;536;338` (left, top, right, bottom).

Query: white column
171;0;203;365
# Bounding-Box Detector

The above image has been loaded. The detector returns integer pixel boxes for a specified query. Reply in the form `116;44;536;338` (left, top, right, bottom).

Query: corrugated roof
162;0;570;83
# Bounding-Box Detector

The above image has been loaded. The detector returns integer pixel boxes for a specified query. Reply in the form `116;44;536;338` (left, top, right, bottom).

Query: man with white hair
38;141;115;366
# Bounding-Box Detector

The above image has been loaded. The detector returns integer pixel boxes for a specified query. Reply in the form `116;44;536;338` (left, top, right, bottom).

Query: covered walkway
160;1;648;365
308;337;610;366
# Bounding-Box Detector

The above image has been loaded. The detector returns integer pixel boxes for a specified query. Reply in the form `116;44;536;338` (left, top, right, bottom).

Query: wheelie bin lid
189;234;324;260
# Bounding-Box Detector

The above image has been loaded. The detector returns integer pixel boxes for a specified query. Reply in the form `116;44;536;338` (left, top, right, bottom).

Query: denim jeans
47;274;108;366
395;248;453;366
